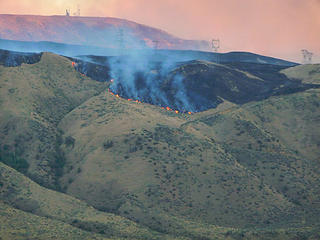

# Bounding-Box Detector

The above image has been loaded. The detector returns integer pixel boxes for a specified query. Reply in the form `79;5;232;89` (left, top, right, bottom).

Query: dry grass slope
58;84;320;238
0;53;319;240
282;64;320;85
0;52;107;187
0;162;178;240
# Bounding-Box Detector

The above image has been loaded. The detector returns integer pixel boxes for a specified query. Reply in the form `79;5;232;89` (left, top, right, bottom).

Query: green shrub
0;148;29;173
65;136;75;147
103;140;114;150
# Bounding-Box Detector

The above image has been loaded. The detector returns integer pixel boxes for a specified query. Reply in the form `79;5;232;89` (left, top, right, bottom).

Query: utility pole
301;49;313;64
66;9;70;16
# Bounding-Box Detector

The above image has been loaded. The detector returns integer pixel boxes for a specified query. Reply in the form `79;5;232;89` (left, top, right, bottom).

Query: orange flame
72;61;75;67
106;90;188;116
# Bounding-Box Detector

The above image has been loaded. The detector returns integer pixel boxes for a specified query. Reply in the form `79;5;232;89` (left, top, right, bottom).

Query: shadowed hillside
0;49;42;67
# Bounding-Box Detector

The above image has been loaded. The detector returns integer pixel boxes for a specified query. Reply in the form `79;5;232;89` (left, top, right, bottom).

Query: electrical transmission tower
212;38;220;63
73;4;80;16
211;39;220;52
301;49;313;64
117;29;126;54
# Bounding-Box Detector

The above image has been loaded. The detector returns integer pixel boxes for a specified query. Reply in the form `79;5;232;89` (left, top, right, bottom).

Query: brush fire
72;58;194;115
107;88;192;115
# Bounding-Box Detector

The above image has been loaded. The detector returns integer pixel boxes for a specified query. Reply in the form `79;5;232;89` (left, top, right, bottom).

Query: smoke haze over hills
0;0;319;63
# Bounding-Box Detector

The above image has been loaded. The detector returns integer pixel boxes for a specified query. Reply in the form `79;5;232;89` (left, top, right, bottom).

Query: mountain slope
0;52;107;187
0;202;109;240
57;83;320;235
87;57;312;112
185;88;320;208
282;64;320;85
0;49;42;67
0;14;209;51
0;51;319;239
0;162;174;240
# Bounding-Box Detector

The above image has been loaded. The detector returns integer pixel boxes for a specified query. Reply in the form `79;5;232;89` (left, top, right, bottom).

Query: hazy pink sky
0;0;319;63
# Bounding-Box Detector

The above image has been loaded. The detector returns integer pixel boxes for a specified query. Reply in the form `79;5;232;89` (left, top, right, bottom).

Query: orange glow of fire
72;61;75;67
110;79;114;82
106;88;191;115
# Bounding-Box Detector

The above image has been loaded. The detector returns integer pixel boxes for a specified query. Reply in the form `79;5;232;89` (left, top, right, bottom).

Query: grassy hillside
57;85;320;238
0;53;107;188
185;88;320;214
0;162;176;240
0;202;109;240
0;53;319;239
2;162;318;240
282;64;320;85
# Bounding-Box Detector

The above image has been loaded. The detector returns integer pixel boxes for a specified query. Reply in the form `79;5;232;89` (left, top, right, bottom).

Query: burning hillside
0;48;315;113
71;54;318;113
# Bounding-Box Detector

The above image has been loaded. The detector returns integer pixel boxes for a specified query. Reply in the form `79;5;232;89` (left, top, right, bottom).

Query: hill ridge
0;14;210;51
